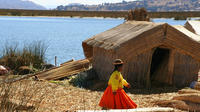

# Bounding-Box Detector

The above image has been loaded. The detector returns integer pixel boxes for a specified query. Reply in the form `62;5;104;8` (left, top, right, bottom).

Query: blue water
0;16;199;65
0;16;124;65
152;18;186;25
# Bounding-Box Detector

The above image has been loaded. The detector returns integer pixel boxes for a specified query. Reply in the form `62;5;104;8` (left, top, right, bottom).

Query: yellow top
108;70;129;92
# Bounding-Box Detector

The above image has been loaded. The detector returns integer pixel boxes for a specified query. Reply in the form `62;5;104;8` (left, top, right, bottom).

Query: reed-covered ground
0;75;182;112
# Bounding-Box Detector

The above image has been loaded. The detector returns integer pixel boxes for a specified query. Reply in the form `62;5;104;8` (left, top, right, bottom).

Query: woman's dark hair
114;64;123;71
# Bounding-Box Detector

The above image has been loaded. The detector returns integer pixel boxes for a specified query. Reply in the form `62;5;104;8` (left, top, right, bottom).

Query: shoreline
1;9;200;19
0;15;125;20
1;14;200;20
1;15;200;22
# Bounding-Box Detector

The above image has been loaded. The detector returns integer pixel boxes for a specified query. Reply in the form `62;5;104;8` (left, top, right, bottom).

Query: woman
99;59;137;109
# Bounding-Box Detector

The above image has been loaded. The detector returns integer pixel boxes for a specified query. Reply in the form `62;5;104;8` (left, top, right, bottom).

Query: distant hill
0;0;46;10
56;0;200;12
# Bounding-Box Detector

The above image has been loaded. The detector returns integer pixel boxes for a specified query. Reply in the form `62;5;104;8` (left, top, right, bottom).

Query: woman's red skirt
99;85;137;109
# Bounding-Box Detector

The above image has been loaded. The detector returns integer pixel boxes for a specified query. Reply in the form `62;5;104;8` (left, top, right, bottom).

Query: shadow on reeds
0;41;48;75
86;82;180;95
89;82;180;95
125;87;180;95
68;69;180;95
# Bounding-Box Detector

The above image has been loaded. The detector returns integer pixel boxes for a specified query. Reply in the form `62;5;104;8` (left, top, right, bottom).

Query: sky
28;0;135;9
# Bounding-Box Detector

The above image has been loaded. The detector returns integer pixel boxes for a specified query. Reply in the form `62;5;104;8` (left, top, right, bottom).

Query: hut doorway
150;47;170;87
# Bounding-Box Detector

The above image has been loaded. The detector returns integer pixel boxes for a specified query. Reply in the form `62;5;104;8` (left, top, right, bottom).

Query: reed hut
185;21;200;35
82;21;200;88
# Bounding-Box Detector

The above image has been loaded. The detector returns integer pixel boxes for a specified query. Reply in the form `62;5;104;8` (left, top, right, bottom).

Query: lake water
0;16;199;65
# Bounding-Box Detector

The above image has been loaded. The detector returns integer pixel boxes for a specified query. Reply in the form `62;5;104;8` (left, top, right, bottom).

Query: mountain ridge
56;0;200;12
0;0;46;10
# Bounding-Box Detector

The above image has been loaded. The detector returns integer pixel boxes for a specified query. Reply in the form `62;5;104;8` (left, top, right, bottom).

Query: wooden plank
0;73;37;84
36;59;91;80
37;60;90;79
42;63;89;79
37;59;89;77
60;59;75;66
45;68;87;80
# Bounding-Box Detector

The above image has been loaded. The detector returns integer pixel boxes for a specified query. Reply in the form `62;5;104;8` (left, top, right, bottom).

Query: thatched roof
184;21;200;35
173;25;200;42
82;21;165;58
83;21;163;50
83;21;200;61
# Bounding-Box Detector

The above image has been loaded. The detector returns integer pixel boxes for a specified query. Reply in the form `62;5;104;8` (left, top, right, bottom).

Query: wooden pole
55;56;57;67
168;50;175;85
0;73;37;85
146;48;155;88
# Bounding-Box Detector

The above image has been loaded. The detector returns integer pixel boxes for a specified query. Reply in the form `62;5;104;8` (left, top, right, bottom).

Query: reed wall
173;51;200;87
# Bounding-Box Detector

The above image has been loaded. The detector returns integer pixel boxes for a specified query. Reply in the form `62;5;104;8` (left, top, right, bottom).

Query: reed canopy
185;20;200;35
82;21;200;88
